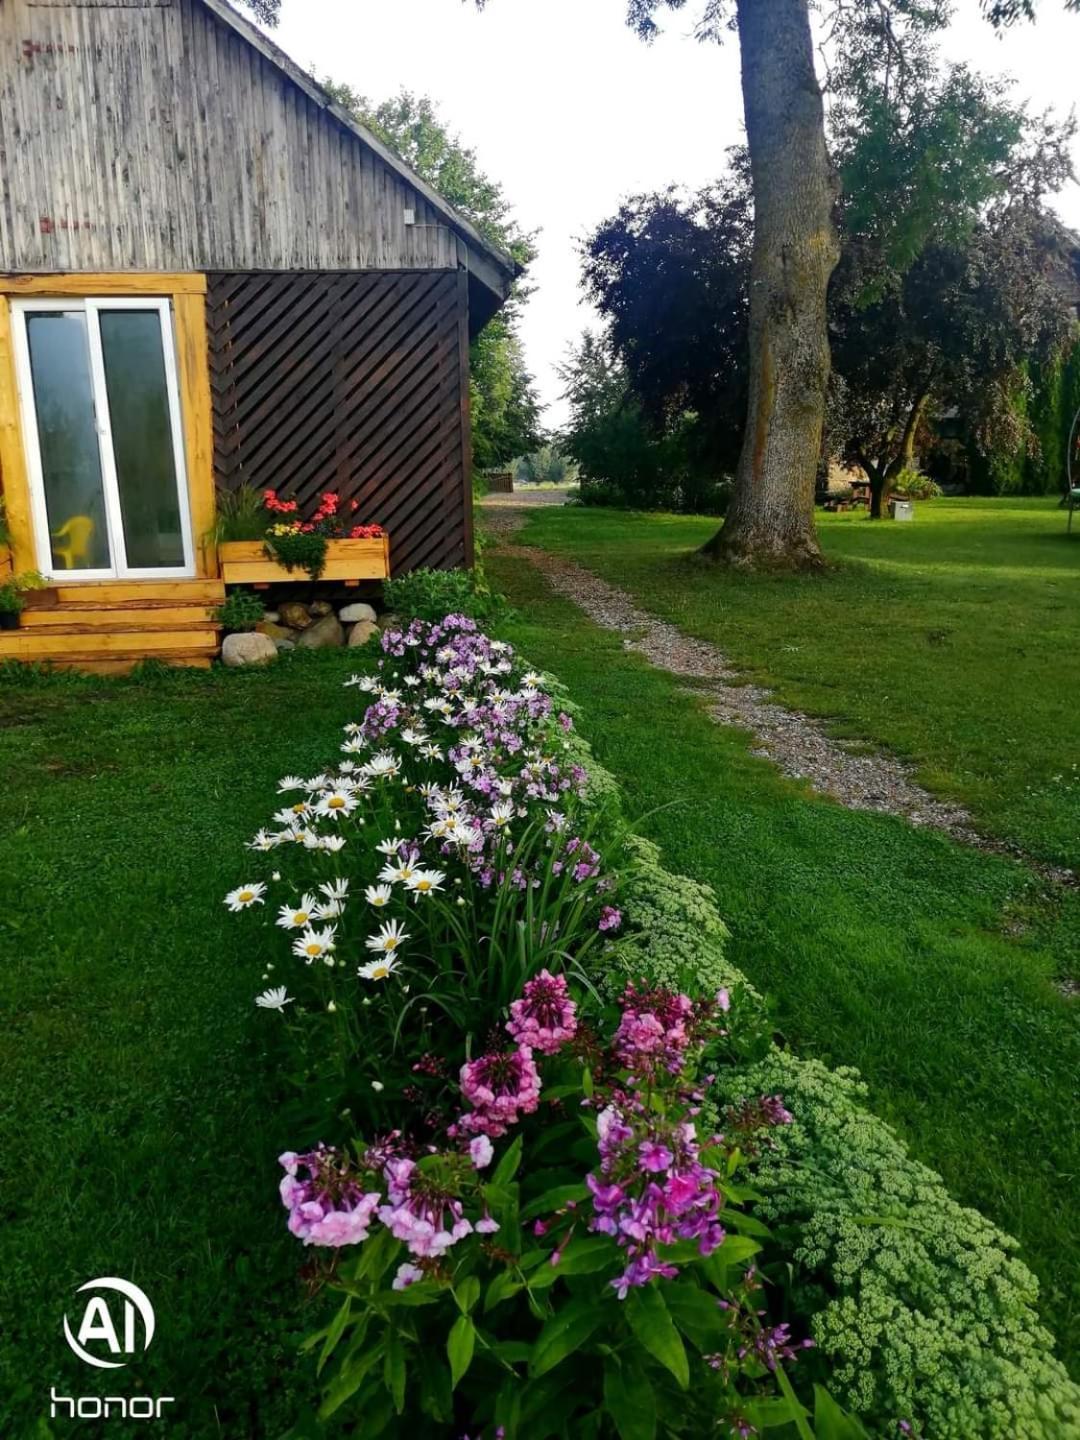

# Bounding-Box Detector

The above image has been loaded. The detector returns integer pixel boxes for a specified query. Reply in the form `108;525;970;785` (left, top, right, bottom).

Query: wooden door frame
0;273;216;579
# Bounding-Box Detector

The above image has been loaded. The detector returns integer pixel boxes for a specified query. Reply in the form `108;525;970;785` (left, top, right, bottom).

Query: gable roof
199;0;519;318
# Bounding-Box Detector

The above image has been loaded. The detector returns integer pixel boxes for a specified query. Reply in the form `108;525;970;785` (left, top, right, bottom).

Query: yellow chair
51;515;96;570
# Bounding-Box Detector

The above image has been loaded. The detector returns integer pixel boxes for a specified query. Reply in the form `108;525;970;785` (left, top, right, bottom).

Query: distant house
0;0;516;669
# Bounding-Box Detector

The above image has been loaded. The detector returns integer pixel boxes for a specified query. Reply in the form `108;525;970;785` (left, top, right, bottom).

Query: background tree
829;63;1077;514
581;159;751;481
320;84;543;470
557;333;705;510
620;0;840;568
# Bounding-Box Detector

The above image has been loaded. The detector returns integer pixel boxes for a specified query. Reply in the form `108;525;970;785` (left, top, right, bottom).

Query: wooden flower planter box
218;536;390;588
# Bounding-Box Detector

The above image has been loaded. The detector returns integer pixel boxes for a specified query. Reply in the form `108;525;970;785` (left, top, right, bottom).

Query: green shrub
0;570;47;615
383;566;503;623
215;589;266;633
211;483;267;542
265;528;328;581
714;1051;1080;1438
607;835;754;1003
893;468;942;500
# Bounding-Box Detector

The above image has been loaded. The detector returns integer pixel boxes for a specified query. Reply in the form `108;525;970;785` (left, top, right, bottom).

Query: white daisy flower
224;883;266;911
246;829;280;852
365;919;410;954
318;835;348;854
420;744;445;762
276;893;319;929
406;869;446;899
490;802;514;829
255;986;293;1010
292;926;337;964
376;838;402;856
363;752;401;780
315;790;358;820
379;859;418;886
358;957;401;982
400;727;428;747
344;674;378;691
320;878;350;902
277;775;306;792
365;883;393;908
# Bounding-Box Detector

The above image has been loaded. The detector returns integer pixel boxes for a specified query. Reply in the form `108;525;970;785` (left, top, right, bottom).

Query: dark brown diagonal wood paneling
206;269;472;574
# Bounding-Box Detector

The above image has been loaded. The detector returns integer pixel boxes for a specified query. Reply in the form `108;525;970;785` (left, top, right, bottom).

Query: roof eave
198;0;519;302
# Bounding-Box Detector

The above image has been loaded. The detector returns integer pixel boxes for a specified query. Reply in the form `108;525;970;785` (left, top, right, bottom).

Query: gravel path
482;500;1077;888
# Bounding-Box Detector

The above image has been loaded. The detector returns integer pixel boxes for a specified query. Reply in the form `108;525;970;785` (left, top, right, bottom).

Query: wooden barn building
0;0;516;670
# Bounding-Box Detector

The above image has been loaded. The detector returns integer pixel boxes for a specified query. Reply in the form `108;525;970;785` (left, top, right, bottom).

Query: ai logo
62;1277;155;1370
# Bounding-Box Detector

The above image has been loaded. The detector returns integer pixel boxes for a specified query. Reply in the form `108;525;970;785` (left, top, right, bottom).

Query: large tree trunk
701;0;839;569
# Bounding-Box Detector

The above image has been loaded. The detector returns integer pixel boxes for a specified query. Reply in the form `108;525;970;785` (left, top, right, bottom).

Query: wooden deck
0;579;225;674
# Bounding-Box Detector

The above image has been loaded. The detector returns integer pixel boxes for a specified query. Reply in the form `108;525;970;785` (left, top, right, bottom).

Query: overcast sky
275;0;1080;428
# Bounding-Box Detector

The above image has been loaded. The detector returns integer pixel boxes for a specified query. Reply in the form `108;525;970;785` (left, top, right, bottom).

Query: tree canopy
572;34;1079;516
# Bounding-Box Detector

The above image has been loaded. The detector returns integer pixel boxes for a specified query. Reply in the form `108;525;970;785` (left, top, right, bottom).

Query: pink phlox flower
506;970;578;1055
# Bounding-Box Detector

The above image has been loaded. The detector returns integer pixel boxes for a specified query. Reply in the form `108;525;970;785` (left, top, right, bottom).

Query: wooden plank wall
207;270;472;575
0;0;461;274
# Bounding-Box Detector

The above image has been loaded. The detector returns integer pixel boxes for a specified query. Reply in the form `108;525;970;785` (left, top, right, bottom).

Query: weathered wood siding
207;269;473;574
0;0;463;274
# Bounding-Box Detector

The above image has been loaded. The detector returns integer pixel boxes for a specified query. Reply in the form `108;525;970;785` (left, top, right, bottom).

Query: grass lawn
509;496;1080;875
485;541;1080;1375
0;652;373;1438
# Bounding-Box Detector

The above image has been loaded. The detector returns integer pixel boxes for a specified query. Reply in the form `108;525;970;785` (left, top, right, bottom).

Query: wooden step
22;605;219;629
29;654;214;676
47;579;226;606
0;627;219;659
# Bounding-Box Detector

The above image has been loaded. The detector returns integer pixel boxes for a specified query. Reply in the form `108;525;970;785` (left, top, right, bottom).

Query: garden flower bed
227;614;1080;1439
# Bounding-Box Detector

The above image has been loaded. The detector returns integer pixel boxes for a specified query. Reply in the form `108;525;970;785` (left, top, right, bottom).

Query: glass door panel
14;298;195;581
98;308;186;570
24;310;112;573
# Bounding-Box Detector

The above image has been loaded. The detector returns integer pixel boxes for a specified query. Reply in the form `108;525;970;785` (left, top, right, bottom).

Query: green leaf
491;1339;533;1364
316;1296;353;1375
529;1297;607;1377
418;1352;453;1423
520;1182;591;1222
774;1361;815;1440
720;1209;772;1239
582;1066;594;1099
447;1314;476;1389
524;1235;615;1290
384;1327;407;1415
485;1270;525;1312
745;1396;809;1431
455;1275;482;1314
625;1287;689;1390
603;1358;657;1440
814;1385;872;1440
318;1340;385;1419
663;1284;727;1352
491;1133;523;1187
348;1226;401;1288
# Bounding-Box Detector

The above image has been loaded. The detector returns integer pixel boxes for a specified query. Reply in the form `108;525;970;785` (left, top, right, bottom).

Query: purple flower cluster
278;1146;381;1247
614;983;696;1076
377;1156;476;1258
588;1100;727;1299
455;1044;542;1138
506;969;578;1055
